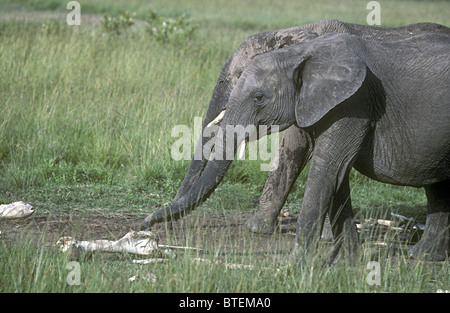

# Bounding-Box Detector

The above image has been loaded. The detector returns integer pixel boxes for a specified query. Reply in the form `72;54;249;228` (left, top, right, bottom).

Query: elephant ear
293;36;367;128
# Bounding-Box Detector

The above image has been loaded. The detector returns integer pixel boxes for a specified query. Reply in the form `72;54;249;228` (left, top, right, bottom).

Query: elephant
142;30;450;261
243;21;450;235
157;19;450;236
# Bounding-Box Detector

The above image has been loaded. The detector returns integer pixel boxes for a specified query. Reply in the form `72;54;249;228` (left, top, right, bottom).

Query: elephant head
141;34;367;228
172;28;319;202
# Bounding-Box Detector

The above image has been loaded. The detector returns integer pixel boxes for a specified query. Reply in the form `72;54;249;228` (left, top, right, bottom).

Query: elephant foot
408;239;448;261
286;242;339;266
244;214;277;234
286;242;308;266
408;235;449;261
408;212;449;261
287;218;359;265
408;242;447;261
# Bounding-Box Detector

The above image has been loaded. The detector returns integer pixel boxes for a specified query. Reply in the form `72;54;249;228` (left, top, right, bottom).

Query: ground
1;207;425;266
0;211;298;263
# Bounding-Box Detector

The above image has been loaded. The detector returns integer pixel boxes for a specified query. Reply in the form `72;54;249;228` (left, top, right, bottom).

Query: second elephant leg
245;126;313;233
409;179;450;261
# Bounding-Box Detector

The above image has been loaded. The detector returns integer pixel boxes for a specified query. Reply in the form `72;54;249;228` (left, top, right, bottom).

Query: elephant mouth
206;110;283;162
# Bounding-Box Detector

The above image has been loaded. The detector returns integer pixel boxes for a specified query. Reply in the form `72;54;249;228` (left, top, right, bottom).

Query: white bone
206;110;226;128
132;258;169;264
56;231;159;256
56;231;201;258
128;270;157;282
0;201;34;219
159;244;203;252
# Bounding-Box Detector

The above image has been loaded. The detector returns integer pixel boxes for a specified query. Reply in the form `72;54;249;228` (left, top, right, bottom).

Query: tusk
238;140;246;160
206;110;226;128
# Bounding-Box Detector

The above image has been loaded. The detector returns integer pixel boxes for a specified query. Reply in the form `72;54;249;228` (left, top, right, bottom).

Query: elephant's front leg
245;126;313;233
293;117;370;261
328;179;359;262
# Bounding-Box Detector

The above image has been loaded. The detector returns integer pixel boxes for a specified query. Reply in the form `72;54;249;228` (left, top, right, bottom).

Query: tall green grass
1;0;448;192
1;217;449;293
0;19;215;188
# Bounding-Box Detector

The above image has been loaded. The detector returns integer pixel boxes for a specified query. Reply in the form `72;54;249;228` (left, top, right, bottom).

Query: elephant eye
254;92;265;104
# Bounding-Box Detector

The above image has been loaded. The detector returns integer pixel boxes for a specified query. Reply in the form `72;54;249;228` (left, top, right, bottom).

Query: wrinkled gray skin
165;19;450;234
244;21;450;235
228;32;450;260
142;20;450;261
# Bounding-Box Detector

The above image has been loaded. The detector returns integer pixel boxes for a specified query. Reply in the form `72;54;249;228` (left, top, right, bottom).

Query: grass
1;218;449;293
0;0;449;293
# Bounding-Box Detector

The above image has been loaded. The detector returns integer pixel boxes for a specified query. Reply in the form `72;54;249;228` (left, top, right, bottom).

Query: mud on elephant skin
142;31;450;261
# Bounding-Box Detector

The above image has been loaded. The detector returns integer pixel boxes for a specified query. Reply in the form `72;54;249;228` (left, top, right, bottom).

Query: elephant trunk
173;74;231;201
141;123;236;229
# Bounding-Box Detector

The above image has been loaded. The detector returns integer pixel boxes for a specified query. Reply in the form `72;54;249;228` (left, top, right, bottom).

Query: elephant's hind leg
409;179;450;261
